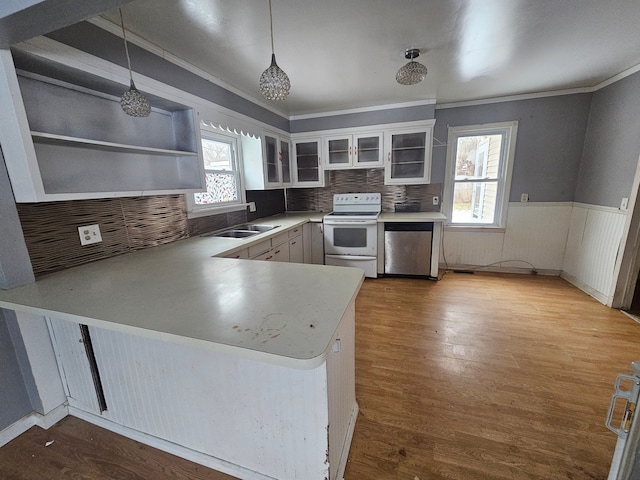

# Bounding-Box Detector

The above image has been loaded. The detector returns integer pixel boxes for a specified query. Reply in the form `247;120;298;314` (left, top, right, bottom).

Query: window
443;121;518;227
191;130;244;213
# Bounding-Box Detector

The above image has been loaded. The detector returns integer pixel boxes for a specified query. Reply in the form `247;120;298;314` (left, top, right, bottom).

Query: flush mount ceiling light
259;0;290;100
396;48;428;86
119;8;151;117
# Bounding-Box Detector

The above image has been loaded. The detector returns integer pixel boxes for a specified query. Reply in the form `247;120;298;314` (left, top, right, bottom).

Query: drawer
271;232;289;247
225;248;249;259
249;240;272;258
288;226;303;238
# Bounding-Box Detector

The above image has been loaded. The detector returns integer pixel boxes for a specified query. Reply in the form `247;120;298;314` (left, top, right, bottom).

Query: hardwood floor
345;273;640;480
2;273;640;479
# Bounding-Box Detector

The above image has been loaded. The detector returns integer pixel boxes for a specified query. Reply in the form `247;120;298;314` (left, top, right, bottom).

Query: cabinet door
384;126;433;185
263;133;281;187
310;222;325;265
293;138;323;187
324;135;352;169
289;235;304;263
353;132;383;167
272;242;290;262
280;138;292;186
48;318;104;414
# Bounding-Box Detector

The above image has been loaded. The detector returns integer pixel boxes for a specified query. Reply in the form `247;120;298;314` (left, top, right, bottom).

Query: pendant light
119;8;151;117
259;0;290;100
396;48;428;86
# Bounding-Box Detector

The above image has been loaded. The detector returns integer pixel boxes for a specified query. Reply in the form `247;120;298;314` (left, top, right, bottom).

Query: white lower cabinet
301;221;325;265
289;235;304;263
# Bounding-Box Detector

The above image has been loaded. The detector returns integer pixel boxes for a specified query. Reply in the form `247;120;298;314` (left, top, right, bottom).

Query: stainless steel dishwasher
384;222;433;277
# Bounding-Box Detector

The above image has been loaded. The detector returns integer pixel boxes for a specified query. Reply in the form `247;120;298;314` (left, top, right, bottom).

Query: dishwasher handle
384;222;433;232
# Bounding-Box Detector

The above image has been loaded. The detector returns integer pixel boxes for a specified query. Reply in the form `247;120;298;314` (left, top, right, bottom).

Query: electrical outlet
432;196;439;206
520;193;529;203
78;224;102;246
249;202;257;212
621;197;629;210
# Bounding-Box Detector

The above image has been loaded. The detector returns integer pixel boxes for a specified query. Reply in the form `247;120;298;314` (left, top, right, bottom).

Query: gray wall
575;71;640;207
0;150;34;289
433;94;593;203
45;22;290;132
0;310;33;429
290;103;435;133
0;151;37;430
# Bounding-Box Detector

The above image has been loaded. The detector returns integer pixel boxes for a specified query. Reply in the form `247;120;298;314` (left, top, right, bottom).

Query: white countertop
199;212;325;257
0;212;362;370
379;212;447;222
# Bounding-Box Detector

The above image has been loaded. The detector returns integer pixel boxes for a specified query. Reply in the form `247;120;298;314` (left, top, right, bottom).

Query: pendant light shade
119;9;151;117
259;0;290;100
396;48;428;86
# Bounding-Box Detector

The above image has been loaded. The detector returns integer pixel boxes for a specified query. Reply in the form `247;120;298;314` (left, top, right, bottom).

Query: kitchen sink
201;224;279;239
211;230;260;238
233;224;279;232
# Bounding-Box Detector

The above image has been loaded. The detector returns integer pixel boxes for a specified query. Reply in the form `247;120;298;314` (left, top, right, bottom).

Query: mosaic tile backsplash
286;169;442;213
16;170;439;276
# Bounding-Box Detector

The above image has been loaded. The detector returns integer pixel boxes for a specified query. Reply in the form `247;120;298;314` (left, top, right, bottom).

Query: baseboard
68;407;277;480
440;263;560;276
334;402;359;480
0;403;68;448
560;271;610;305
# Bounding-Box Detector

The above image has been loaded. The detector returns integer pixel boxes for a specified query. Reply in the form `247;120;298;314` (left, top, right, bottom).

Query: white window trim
442;121;518;228
186;127;247;219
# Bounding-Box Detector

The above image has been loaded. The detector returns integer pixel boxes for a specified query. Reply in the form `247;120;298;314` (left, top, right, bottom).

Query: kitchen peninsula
0;229;363;480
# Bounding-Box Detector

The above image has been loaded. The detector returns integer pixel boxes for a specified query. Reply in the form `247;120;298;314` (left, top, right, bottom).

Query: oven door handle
323;219;378;225
325;254;377;261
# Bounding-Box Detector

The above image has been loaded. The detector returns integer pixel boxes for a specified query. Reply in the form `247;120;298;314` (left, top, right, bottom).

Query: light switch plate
621;197;629;210
520;193;529;203
78;224;102;246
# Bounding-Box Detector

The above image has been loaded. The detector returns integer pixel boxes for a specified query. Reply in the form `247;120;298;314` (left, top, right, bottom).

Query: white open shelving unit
0;45;205;203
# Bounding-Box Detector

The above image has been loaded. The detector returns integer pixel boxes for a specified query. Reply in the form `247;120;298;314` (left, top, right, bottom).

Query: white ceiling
98;0;640;117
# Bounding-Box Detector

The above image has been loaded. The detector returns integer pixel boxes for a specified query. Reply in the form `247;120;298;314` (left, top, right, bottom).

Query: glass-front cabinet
263;132;292;188
384;121;435;185
293;137;323;187
243;131;291;190
324;131;383;169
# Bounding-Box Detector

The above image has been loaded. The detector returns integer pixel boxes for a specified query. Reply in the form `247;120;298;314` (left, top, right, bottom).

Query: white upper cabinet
0;49;204;203
383;120;435;185
293;136;324;187
244;131;292;190
324;130;383;170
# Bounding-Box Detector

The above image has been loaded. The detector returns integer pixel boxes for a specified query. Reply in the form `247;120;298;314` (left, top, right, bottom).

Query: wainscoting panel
562;204;627;304
441;203;572;273
502;203;573;270
441;229;505;268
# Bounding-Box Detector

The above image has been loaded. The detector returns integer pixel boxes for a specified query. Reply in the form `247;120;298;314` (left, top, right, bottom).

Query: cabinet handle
266;255;273;260
388;152;391;162
349;145;352;156
274;250;281;254
291;241;297;245
354;146;358;156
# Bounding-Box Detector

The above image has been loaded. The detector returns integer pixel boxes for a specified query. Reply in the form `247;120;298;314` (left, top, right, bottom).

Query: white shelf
31;132;198;157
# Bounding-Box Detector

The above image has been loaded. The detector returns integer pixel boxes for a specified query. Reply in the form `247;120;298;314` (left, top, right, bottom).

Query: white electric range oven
323;193;381;278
